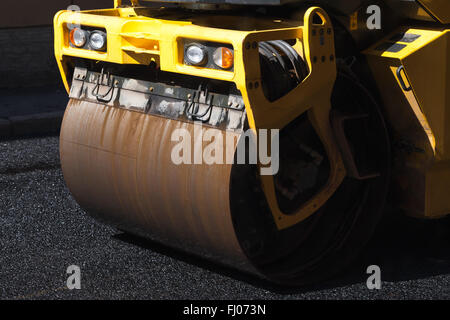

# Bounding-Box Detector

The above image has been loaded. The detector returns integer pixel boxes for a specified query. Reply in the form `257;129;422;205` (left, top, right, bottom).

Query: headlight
212;47;234;69
185;44;207;66
69;28;88;48
89;31;107;51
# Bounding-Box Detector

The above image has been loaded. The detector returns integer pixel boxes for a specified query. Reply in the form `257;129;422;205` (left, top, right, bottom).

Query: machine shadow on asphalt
113;211;450;295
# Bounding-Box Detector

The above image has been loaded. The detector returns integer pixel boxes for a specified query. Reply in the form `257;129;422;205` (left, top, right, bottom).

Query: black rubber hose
258;40;308;101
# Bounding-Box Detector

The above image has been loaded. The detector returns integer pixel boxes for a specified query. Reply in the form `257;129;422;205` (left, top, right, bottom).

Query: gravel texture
0;136;449;300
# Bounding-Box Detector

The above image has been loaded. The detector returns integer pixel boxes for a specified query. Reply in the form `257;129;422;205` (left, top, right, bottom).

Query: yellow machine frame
54;1;450;224
54;6;346;230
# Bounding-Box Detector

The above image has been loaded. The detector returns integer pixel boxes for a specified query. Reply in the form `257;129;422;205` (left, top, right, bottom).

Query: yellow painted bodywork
417;0;450;24
365;27;450;218
114;0;140;7
54;6;345;230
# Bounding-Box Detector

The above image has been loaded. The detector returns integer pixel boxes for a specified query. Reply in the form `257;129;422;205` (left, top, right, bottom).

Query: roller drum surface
60;99;259;274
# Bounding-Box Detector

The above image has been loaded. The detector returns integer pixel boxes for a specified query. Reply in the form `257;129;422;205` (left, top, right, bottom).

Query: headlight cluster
69;27;107;51
185;45;207;66
184;42;234;70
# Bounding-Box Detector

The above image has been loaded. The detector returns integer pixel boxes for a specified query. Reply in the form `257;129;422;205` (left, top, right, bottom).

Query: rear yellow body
365;27;450;218
417;0;450;24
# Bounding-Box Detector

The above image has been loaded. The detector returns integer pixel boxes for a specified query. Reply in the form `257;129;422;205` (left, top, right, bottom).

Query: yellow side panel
365;27;450;218
402;31;450;159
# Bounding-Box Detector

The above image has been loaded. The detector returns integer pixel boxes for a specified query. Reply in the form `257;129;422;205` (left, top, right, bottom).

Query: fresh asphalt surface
0;135;449;300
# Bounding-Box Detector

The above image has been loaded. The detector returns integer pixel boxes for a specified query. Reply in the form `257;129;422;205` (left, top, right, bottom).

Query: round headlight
185;44;207;66
213;47;234;69
69;28;87;48
89;31;107;51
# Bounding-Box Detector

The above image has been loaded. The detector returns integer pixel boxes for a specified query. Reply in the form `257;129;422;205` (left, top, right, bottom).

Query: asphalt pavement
0;135;449;300
0;86;67;139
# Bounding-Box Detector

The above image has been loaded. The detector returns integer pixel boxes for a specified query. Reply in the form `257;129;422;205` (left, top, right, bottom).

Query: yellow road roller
54;0;450;285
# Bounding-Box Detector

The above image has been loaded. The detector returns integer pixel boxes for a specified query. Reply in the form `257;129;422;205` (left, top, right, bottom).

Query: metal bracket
185;84;214;122
69;67;246;131
92;68;116;103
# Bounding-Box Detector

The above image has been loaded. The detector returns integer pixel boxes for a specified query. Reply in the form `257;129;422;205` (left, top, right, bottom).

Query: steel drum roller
60;99;260;273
